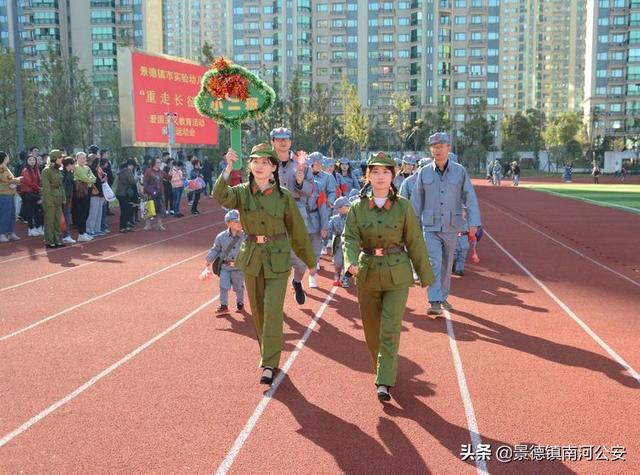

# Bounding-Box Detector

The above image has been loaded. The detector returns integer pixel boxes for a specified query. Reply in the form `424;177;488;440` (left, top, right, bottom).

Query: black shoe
119;229;128;233
236;303;244;312
215;305;230;315
292;280;305;305
454;270;464;276
377;385;391;402
260;367;274;385
45;244;56;249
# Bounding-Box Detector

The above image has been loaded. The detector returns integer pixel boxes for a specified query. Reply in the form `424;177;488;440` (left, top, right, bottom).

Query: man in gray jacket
271;127;315;304
411;132;481;316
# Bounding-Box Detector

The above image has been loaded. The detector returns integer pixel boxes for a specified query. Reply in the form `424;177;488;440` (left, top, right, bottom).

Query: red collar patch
252;185;274;196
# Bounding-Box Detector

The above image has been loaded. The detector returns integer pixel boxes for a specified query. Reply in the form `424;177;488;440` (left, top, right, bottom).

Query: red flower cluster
206;56;249;100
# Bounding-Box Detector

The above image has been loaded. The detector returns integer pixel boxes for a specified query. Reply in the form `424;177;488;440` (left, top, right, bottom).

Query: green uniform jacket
213;174;316;278
343;194;434;291
41;166;65;207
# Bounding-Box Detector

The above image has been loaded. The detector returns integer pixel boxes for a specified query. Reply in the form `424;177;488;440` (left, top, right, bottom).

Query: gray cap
429;132;450;145
224;209;240;223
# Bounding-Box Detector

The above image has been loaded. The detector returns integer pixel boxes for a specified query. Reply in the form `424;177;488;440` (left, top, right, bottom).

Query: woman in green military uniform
343;152;434;402
41;150;66;248
214;143;316;386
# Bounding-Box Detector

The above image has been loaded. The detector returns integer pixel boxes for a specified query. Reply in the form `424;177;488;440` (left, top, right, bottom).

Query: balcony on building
90;0;116;7
31;0;58;8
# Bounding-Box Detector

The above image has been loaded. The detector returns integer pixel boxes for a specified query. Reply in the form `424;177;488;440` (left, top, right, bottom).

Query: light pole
164;112;178;157
11;0;24;153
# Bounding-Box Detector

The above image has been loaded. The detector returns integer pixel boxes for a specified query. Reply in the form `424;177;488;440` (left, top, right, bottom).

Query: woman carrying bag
116;158;139;233
213;143;315;386
343;152;434;402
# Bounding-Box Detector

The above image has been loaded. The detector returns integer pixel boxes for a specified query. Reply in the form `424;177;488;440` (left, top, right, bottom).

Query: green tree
341;79;369;157
388;92;412;152
543;111;582;169
458;99;495;171
201;41;216;66
501;112;533;162
303;83;334;154
524;108;545;165
0;49;44;154
39;49;93;151
286;69;305;136
248;73;286;144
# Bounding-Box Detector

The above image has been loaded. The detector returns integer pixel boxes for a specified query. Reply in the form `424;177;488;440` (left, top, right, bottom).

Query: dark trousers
74;196;90;235
191;191;201;213
117;196;132;230
21;192;43;228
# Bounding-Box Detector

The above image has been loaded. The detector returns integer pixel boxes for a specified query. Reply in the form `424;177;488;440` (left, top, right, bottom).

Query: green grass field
522;183;640;214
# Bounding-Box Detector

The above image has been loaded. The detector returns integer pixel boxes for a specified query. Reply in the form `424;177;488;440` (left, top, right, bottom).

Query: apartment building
584;0;640;141
1;0;162;86
163;0;226;62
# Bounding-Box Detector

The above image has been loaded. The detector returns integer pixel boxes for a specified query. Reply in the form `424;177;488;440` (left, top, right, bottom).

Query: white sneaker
28;228;37;237
78;233;92;242
0;234;9;243
62;236;76;244
308;274;318;288
8;232;20;241
320;247;327;256
37;227;45;236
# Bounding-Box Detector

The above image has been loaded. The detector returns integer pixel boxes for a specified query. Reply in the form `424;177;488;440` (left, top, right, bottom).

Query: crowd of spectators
0;146;215;246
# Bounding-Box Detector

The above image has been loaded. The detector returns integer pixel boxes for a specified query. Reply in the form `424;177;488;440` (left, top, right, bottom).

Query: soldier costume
213;143;315;385
41;150;65;248
271;127;315;304
343;152;434;401
206;209;246;313
411;132;481;315
304;152;331;287
328;196;351;287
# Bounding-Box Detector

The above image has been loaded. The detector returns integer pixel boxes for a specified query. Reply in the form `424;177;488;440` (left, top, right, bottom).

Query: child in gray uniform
205;209;246;314
328;197;351;287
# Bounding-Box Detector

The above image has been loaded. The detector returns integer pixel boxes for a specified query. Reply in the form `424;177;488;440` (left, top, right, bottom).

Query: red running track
0;184;638;474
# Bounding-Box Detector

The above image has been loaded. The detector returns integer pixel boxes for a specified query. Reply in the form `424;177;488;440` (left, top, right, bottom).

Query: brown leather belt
362;246;404;257
246;233;287;244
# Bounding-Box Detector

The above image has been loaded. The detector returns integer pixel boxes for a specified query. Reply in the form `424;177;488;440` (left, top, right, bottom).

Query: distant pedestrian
511;161;520;186
592;163;601;184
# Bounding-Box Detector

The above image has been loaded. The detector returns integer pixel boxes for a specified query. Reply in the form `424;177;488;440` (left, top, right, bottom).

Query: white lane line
529;188;640;214
0;221;223;294
0;208;223;265
215;286;338;475
0;251;208;342
0;296;219;449
444;310;489;475
481;200;640;289
485;230;640;386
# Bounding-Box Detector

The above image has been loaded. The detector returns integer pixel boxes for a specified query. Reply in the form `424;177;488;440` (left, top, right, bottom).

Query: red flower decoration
205;56;249;100
212;56;231;71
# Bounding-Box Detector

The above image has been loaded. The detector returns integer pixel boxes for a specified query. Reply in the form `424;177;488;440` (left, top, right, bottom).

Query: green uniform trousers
43;204;61;245
244;268;289;369
357;286;410;387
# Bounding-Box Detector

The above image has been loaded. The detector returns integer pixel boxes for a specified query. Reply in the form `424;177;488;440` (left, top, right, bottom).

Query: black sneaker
236;303;244;312
427;301;444;316
215;304;230;315
292;280;305;305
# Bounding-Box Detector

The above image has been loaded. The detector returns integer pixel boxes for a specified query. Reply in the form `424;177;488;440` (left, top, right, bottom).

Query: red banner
131;51;218;146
